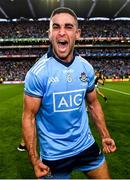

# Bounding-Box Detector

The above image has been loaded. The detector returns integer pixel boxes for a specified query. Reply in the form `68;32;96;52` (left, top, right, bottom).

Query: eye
66;26;73;29
52;24;60;30
65;24;74;30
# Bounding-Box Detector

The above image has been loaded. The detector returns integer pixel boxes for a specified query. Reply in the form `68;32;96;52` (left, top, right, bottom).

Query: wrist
102;136;111;139
30;155;39;166
33;159;41;167
100;129;111;139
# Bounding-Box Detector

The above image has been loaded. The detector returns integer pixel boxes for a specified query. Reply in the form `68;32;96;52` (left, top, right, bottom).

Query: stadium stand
0;20;130;81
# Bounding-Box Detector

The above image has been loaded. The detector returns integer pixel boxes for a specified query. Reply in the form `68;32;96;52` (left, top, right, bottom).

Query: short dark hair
50;7;78;26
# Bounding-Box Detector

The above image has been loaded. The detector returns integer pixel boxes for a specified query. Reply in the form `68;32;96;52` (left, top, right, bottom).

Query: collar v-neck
47;46;79;67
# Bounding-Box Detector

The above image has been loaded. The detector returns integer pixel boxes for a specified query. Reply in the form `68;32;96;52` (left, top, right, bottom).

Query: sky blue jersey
24;47;95;160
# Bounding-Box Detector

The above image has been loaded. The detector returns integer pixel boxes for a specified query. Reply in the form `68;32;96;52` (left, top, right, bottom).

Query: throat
53;49;73;63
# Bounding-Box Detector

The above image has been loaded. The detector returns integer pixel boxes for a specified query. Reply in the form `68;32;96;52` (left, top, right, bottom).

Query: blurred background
0;0;130;179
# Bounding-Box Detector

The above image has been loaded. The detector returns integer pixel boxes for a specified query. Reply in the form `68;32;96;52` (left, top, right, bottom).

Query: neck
53;50;74;63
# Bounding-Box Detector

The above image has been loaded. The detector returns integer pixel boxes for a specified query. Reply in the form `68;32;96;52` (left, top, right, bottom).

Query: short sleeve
86;66;95;93
24;71;44;98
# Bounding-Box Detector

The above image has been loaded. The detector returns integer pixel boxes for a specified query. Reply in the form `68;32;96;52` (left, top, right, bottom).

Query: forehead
50;13;77;25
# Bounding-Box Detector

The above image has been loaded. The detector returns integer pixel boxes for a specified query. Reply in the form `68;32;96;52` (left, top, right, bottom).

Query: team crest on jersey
80;72;88;82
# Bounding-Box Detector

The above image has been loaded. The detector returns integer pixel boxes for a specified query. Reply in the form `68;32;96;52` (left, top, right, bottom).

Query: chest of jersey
42;58;89;112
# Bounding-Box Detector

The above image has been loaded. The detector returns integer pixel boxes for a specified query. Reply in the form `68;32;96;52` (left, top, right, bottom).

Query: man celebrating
22;7;116;179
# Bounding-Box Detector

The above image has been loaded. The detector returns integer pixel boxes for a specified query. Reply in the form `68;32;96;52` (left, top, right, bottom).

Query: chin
56;52;68;59
58;56;67;60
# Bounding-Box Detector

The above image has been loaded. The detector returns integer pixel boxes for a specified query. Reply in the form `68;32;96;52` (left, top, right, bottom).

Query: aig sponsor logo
53;89;86;112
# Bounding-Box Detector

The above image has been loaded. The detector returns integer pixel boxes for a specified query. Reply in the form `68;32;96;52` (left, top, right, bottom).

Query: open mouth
57;40;68;52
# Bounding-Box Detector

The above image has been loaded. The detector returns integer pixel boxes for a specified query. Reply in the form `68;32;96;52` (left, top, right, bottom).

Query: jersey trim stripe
31;55;50;75
24;91;42;98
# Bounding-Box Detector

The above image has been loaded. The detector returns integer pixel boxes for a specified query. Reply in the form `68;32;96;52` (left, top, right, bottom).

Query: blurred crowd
0;59;35;81
80;20;130;38
0;20;130;81
88;59;130;79
77;48;130;57
0;21;49;38
0;48;130;57
0;58;129;81
0;20;130;38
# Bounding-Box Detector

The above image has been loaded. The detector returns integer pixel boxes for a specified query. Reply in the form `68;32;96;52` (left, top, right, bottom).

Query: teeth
58;41;67;44
58;40;67;43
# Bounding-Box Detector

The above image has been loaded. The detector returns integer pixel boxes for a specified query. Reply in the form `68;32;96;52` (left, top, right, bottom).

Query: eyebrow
52;23;60;27
52;23;75;27
65;23;74;27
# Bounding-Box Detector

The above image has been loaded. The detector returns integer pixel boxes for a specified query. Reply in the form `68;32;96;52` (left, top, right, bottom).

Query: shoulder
76;55;94;77
77;55;93;70
29;53;51;76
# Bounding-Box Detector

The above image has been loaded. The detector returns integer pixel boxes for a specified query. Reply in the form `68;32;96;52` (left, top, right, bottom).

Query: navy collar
47;45;79;67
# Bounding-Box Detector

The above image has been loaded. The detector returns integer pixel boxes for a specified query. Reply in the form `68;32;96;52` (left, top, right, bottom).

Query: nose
59;27;66;36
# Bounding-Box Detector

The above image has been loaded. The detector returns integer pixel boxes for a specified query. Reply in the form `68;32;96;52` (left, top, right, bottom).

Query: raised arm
86;89;116;153
22;94;50;178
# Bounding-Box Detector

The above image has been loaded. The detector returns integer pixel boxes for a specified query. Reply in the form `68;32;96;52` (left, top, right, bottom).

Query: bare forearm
88;100;110;139
22;114;39;166
87;90;116;153
22;95;50;177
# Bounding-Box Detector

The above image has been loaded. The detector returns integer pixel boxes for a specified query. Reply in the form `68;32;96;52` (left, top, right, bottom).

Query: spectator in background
17;138;26;151
21;7;116;179
95;71;107;102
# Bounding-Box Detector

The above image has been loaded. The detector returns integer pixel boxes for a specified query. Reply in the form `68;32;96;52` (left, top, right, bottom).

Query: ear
48;29;51;41
76;28;81;40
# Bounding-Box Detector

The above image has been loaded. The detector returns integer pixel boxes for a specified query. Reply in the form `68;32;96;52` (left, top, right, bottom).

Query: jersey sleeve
86;66;95;93
24;71;44;98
